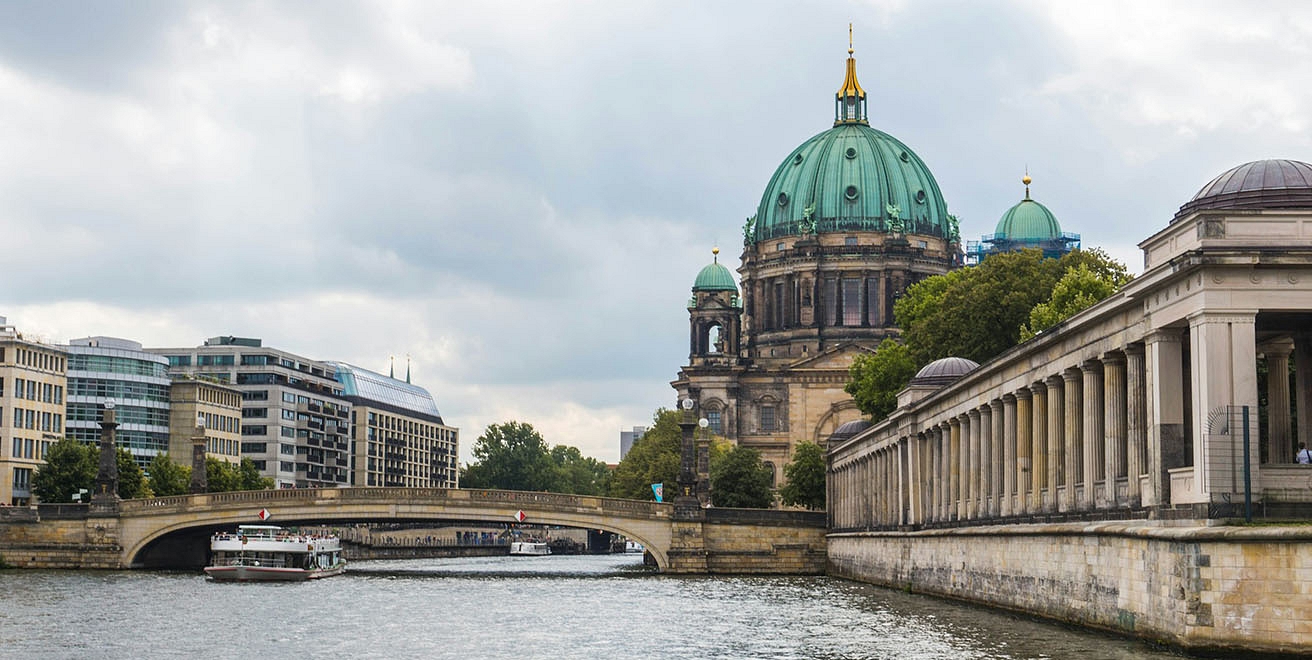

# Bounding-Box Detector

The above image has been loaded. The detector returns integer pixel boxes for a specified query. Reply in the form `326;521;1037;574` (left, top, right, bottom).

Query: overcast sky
2;1;1310;464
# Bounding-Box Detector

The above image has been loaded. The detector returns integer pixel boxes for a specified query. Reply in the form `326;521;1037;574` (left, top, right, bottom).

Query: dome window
915;190;927;204
899;151;910;163
777;192;789;207
844;147;857;159
844;185;859;201
793;154;803;166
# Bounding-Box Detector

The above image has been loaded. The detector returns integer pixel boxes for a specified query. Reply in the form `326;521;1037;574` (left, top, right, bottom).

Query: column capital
1123;342;1145;357
1003;392;1018;404
1080;358;1103;373
1186;309;1258;328
989;398;1005;412
1144;328;1183;345
1101;350;1127;366
1258;337;1295;358
1014;388;1033;401
1045;374;1064;388
968;408;981;421
1030;380;1048;395
1062;367;1082;383
949;416;961;428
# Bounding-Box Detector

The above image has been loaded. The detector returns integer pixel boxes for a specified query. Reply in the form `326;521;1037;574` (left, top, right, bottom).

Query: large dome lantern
747;35;953;245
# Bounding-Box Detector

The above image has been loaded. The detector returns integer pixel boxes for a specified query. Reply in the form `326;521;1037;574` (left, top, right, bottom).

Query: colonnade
831;345;1152;530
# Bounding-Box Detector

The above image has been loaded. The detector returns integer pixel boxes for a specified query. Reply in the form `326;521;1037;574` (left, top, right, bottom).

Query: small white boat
509;541;551;556
625;540;645;553
205;525;346;582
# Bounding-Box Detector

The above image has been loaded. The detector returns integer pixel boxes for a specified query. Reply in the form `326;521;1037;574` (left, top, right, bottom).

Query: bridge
0;487;826;574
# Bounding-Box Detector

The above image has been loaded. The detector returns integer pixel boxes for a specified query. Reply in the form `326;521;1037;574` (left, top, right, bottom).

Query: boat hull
204;563;347;582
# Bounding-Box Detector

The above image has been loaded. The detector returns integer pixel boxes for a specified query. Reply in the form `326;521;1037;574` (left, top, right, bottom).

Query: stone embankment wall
828;523;1312;656
0;507;122;569
668;508;827;575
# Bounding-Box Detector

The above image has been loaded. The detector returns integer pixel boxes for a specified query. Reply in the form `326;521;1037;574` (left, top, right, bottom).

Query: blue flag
651;483;664;502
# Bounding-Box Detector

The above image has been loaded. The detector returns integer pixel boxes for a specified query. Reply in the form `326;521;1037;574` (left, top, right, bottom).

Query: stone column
1103;352;1127;507
944;422;955;522
1062;368;1083;512
1046;375;1065;512
1188;312;1259;503
968;409;982;520
1145;330;1184;507
949;418;962;521
937;426;949;522
960;414;970;519
979;404;994;518
1030;382;1048;513
1125;344;1147;507
1263;342;1294;464
1082;360;1104;509
989;399;1005;517
1296;334;1312;453
907;433;922;525
1002;394;1018;517
1016;389;1033;516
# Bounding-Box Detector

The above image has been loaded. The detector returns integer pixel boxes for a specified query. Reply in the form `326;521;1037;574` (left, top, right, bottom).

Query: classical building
65;337;171;469
829;157;1312;529
167;377;242;465
672;42;959;483
966;174;1080;264
329;362;458;488
0;318;67;505
149;337;352;489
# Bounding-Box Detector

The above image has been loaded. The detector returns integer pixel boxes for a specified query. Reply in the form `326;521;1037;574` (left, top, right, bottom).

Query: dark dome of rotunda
827;419;872;444
1174;159;1312;221
910;357;980;387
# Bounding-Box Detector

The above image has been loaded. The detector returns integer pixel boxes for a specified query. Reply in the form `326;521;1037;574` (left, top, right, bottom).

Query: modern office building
168;377;242;466
330;362;458;488
619;426;646;459
149;337;351;489
0;317;67;505
65;337;171;469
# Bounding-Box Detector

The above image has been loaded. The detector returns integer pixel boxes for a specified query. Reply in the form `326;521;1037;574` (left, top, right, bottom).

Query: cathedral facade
672;43;960;484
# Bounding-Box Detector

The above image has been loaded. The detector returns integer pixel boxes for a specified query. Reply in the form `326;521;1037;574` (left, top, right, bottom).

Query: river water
1;553;1187;659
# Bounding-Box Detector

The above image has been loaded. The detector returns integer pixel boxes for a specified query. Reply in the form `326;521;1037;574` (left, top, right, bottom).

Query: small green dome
693;258;737;292
751;123;951;243
994;197;1061;242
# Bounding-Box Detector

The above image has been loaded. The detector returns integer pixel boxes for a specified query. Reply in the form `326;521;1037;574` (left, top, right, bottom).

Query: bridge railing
117;487;670;518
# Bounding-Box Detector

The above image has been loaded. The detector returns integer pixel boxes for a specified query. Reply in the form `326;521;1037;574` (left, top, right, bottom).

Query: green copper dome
750;124;951;244
693;255;737;292
994;179;1062;241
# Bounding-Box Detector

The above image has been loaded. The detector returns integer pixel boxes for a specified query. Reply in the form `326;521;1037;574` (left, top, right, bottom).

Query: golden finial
712;246;720;262
848;23;854;55
1022;168;1032;199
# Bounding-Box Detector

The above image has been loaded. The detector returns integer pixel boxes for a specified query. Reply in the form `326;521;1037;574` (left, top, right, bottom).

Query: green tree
460;421;557;491
710;445;774;508
549;445;611;495
116;449;150;500
845;338;918;420
237;457;273;490
1020;262;1133;341
148;453;191;497
206;457;240;492
31;438;96;503
608;409;682;500
779;441;826;510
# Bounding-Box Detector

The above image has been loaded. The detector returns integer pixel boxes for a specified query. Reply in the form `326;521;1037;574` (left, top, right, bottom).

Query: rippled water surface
0;554;1188;659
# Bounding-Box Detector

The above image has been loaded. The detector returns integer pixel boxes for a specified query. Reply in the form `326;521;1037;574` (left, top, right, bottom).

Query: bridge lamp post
697;417;711;506
91;400;120;513
675;398;701;518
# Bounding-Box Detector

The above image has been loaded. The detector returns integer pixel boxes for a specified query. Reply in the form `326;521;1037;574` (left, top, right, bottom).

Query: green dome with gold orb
747;41;952;244
692;248;737;292
994;174;1062;241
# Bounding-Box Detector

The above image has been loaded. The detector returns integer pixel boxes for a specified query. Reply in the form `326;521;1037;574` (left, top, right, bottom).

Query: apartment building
0;318;67;505
168;377;242;465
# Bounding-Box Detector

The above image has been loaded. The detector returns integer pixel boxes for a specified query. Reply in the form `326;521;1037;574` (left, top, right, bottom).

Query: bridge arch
119;488;674;569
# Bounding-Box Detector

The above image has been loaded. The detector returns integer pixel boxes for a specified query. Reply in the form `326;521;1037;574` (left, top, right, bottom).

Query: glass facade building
65;337;171;469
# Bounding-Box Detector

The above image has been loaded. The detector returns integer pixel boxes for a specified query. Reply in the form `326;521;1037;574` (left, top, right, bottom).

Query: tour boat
509;541;551;556
625;540;645;553
205;525;346;582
